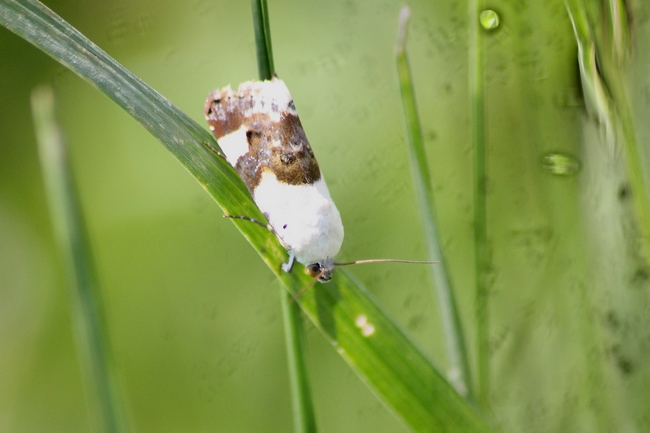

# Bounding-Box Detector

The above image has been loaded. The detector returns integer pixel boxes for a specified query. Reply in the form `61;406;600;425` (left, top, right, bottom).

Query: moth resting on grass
204;77;435;284
205;78;343;282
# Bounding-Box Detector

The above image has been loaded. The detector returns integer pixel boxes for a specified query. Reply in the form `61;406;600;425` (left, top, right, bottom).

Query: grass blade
294;270;491;433
396;6;473;400
1;1;493;431
31;85;128;433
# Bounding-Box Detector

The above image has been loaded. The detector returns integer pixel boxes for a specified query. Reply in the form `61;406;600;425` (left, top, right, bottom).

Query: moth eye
282;224;288;229
306;263;322;277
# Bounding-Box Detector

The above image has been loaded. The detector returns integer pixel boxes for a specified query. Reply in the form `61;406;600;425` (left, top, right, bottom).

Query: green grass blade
31;85;128;433
468;0;490;410
396;6;474;401
1;1;493;431
290;270;491;433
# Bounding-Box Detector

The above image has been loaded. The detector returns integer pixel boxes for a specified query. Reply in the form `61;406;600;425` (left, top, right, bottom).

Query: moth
204;77;343;282
204;77;434;283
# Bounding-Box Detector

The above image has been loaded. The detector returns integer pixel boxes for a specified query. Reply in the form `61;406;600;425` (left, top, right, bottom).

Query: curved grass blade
284;270;490;433
0;1;493;431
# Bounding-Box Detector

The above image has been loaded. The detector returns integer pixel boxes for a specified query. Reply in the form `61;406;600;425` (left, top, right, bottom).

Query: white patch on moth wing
313;176;334;201
216;125;248;166
239;78;298;122
253;173;344;266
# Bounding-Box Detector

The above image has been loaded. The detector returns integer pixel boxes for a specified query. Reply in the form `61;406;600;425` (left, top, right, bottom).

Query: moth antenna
335;258;439;267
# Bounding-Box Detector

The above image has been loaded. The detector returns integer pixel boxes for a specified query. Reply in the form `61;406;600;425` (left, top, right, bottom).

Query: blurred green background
2;0;650;432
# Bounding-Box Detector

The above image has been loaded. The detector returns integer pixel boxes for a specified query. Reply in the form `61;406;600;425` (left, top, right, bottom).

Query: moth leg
224;214;274;232
224;215;294;273
203;141;227;160
282;253;296;273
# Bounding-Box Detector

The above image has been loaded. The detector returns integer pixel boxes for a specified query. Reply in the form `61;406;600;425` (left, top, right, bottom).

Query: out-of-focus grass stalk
469;0;490;410
31;85;128;433
565;0;650;264
396;6;474;401
251;2;317;432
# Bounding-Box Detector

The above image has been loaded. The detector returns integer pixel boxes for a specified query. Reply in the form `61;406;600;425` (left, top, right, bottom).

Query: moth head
306;259;335;283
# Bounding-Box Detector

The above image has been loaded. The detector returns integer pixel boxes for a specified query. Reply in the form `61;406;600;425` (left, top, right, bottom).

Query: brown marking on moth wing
234;128;270;193
205;80;320;189
233;111;321;190
269;113;321;185
204;87;245;139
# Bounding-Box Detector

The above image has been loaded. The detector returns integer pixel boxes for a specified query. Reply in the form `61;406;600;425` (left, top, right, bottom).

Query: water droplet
479;10;500;30
542;153;580;176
